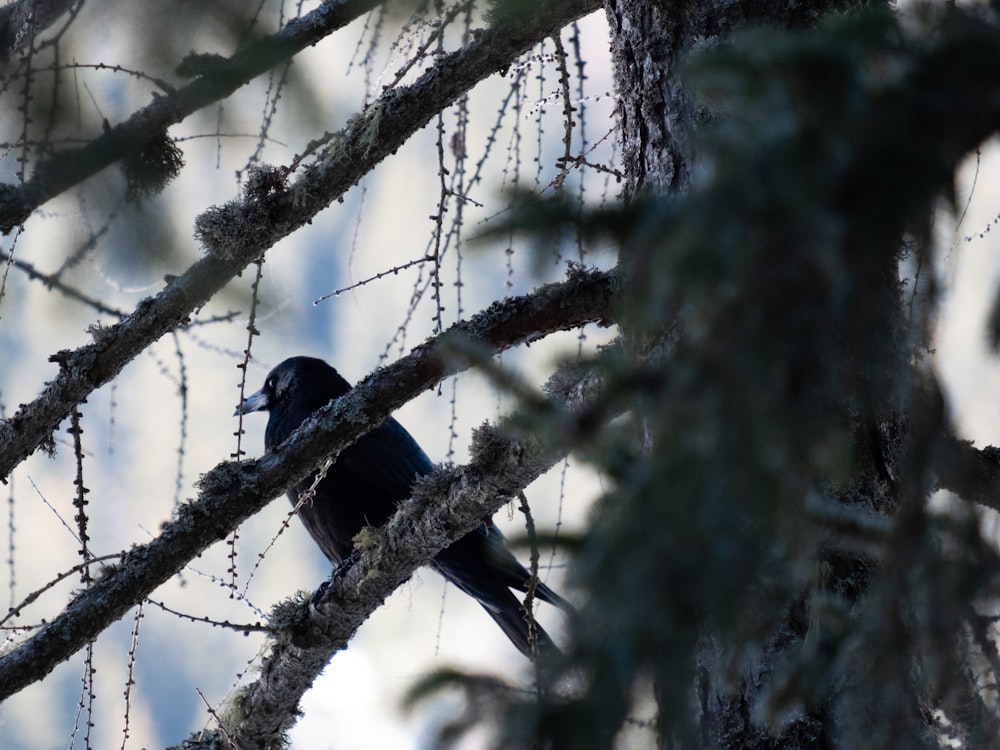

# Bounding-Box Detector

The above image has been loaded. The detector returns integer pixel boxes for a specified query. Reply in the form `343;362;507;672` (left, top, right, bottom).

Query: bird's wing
434;524;573;612
337;413;574;613
337;416;435;501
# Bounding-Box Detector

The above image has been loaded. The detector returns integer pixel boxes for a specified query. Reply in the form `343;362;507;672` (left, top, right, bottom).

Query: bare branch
10;257;127;318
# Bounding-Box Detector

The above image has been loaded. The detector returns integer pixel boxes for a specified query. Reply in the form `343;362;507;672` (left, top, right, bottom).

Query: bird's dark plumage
239;356;568;657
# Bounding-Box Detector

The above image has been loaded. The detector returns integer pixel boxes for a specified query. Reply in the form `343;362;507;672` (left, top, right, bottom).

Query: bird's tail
479;593;561;660
528;578;573;614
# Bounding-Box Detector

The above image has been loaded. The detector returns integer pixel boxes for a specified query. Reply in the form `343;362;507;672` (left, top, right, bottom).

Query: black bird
238;356;569;657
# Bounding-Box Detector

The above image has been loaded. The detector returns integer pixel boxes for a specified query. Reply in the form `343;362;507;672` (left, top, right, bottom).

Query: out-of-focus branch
0;0;604;482
935;435;1000;513
10;257;127;318
0;267;618;704
0;0;383;231
0;0;75;59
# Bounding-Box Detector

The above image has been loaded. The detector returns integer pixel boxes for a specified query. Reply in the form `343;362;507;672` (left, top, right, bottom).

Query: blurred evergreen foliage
410;5;1000;748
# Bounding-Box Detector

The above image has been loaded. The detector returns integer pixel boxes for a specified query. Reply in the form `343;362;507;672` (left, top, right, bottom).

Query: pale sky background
2;4;1000;750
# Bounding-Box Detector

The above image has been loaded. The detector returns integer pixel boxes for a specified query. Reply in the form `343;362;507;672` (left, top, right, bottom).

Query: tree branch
0;0;76;60
0;266;618;703
934;435;1000;513
0;0;603;482
227;420;573;749
10;257;128;318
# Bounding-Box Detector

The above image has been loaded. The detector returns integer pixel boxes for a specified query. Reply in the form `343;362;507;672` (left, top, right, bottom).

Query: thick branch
935;435;1000;513
0;267;618;703
227;421;568;749
0;0;603;482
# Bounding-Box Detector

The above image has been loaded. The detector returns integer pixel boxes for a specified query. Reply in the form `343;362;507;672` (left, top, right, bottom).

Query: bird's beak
234;387;269;417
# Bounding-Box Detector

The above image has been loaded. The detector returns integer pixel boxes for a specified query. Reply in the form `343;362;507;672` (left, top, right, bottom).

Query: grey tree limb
934;435;1000;513
225;418;577;749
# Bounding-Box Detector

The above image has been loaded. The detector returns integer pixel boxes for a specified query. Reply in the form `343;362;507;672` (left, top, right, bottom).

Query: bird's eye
266;377;277;393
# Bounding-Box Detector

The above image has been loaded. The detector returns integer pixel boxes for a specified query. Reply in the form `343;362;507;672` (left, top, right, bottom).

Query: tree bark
603;0;878;196
600;1;890;748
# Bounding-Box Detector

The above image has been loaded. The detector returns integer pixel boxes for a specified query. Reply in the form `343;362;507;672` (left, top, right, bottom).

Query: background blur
1;2;1000;749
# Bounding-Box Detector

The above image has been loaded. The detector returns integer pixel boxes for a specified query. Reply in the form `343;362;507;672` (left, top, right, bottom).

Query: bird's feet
309;550;360;611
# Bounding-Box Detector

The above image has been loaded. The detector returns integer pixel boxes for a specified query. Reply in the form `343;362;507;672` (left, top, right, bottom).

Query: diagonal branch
0;0;77;59
0;0;604;482
225;401;587;749
934;435;1000;513
0;266;618;704
10;257;128;318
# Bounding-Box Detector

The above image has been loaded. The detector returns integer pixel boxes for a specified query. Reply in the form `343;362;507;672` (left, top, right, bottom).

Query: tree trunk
601;1;890;747
604;0;877;196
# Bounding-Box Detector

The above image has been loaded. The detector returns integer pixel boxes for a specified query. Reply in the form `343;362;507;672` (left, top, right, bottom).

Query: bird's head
234;356;349;418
